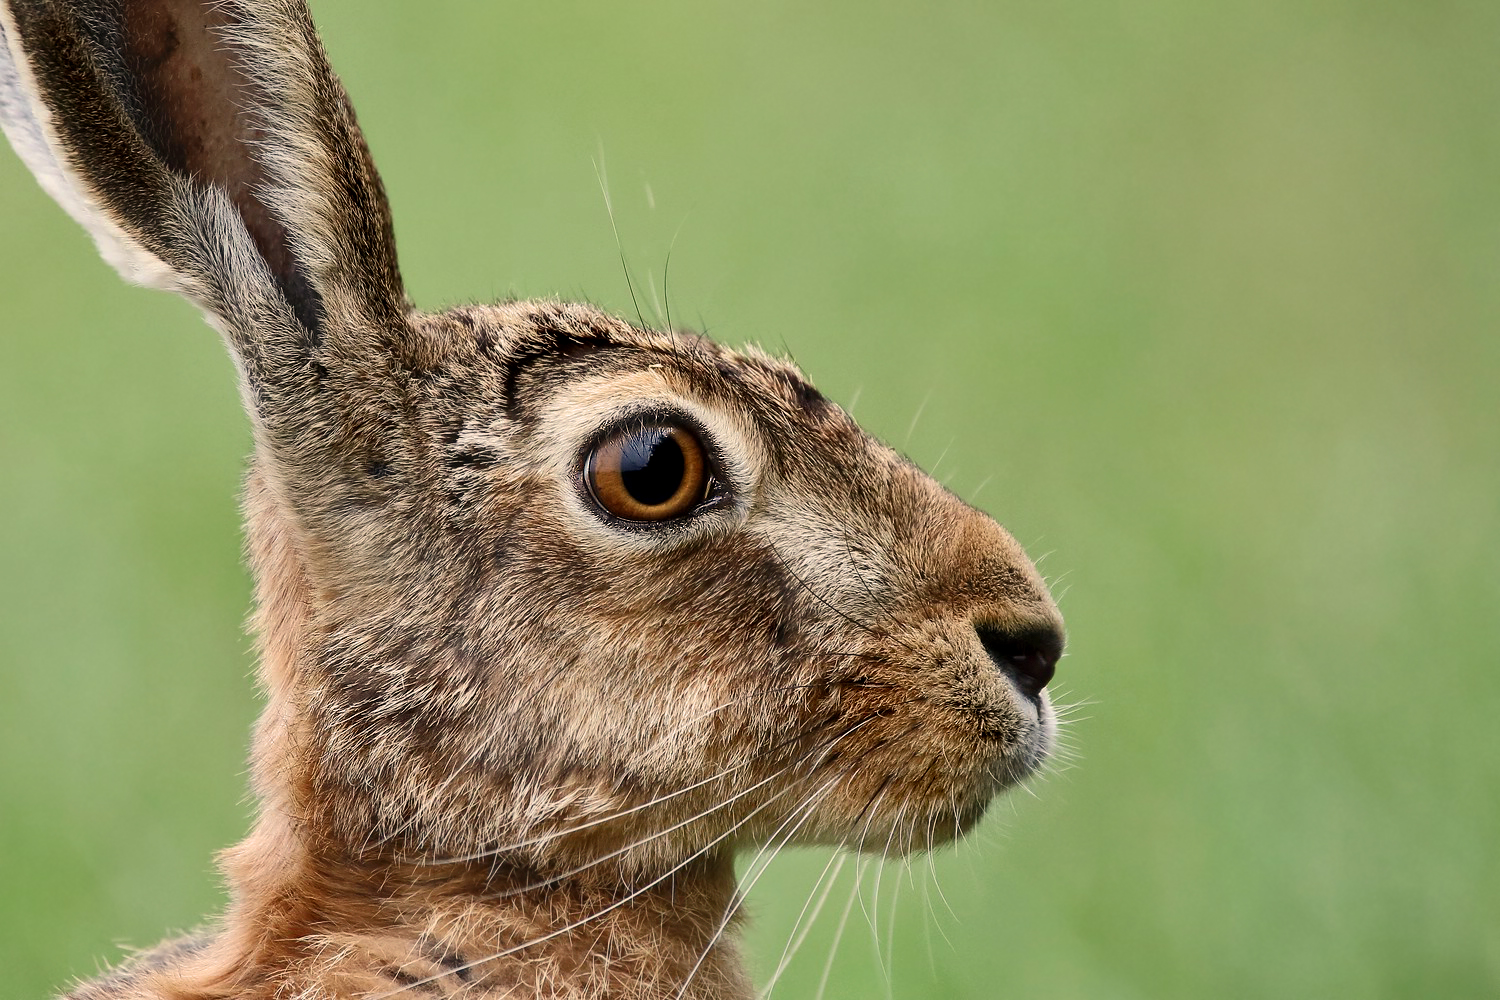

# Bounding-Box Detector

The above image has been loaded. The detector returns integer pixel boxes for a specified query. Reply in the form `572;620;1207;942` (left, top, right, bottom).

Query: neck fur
204;470;754;999
190;812;751;999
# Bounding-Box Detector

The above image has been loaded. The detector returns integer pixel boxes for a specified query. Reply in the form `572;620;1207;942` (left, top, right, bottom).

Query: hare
0;1;1064;998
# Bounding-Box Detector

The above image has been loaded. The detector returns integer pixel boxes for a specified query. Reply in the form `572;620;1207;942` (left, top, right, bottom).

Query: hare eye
586;425;709;521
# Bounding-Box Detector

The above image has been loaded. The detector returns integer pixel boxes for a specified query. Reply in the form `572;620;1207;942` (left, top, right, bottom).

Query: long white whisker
814;858;866;1000
883;852;904;999
904;390;931;446
848;782;890;939
760;852;847;998
918;849;939;975
370;779;808;1000
476;765;794;901
593;150;646;329
867;802;904;990
678;711;897;998
925;819;957;923
417;750;757;866
675;775;842;998
420;697;862;868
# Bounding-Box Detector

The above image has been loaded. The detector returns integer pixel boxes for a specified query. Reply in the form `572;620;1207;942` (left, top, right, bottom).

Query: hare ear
0;0;405;365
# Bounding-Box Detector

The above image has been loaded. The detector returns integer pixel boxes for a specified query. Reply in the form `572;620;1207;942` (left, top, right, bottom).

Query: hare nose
976;622;1064;701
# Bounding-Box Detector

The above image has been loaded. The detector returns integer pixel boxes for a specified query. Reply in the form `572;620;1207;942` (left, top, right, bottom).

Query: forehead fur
405;301;855;499
418;301;828;419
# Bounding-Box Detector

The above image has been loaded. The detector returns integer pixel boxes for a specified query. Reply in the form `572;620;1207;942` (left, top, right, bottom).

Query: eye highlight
586;424;710;521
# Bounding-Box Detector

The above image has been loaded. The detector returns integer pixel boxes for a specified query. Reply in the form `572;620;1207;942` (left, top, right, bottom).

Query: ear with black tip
0;0;407;384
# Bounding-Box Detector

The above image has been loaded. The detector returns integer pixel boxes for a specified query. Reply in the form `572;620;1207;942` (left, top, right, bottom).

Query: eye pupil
619;429;685;507
586;423;710;522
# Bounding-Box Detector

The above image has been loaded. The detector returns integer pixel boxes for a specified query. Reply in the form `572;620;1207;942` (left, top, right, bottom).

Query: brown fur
0;3;1064;998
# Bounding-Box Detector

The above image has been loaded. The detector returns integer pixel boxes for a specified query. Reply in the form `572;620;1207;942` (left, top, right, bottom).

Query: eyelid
581;408;727;486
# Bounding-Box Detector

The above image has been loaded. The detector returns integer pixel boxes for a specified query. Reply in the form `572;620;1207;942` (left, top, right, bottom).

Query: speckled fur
0;3;1064;998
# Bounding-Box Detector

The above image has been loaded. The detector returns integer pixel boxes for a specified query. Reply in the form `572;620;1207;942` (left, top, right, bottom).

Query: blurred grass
2;0;1497;996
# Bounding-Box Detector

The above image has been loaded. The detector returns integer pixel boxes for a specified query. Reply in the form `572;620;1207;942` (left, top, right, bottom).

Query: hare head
2;1;1063;997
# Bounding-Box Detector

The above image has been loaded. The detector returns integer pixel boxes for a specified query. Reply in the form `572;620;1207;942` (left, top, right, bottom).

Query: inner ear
111;0;323;333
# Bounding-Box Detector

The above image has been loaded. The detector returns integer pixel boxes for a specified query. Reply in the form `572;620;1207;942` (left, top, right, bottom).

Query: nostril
976;623;1063;701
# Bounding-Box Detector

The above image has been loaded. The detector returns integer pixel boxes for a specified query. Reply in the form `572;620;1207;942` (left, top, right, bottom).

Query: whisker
675;775;842;998
416;698;866;868
813;858;866;1000
760;852;847;998
475;768;794;900
646;269;665;327
904;390;931;447
925;823;957;922
592;151;645;330
925;860;957;959
929;437;954;477
838;531;889;622
775;556;919;657
867;795;909;991
370;779;809;1000
413;752;758;866
919;857;937;976
662;208;691;333
883;852;904;1000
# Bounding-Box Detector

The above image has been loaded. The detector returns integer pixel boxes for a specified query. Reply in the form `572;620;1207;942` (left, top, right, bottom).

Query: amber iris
586;425;708;520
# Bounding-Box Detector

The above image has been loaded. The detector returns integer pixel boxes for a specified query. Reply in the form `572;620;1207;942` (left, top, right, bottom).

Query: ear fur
0;0;406;377
0;2;182;290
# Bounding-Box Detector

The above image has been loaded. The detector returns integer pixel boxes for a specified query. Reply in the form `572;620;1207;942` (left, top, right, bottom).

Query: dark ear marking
115;0;325;335
13;1;325;335
12;1;182;266
7;0;405;344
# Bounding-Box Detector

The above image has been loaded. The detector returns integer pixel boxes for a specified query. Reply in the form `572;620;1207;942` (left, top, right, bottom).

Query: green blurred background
2;0;1496;996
